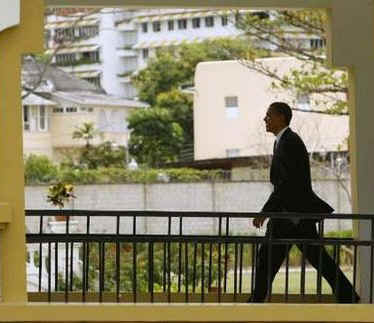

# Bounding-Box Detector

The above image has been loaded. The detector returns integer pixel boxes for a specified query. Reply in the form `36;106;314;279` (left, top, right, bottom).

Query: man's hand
253;216;266;229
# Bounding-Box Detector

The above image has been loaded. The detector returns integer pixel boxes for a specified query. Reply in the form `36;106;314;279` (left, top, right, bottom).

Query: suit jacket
262;128;334;217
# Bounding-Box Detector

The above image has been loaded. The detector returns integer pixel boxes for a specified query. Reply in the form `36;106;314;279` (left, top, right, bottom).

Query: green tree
128;108;184;167
72;122;98;149
130;37;259;165
233;10;348;115
132;37;260;106
155;89;194;146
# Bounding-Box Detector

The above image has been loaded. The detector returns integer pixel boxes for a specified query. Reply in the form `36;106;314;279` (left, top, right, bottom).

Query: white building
22;57;148;161
193;57;348;161
46;9;324;100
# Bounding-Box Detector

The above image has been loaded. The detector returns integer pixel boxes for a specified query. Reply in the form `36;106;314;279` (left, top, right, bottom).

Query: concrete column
327;0;374;302
0;0;44;302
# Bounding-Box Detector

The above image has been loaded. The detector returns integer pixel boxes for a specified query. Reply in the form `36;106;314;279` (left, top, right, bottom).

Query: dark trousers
252;219;360;303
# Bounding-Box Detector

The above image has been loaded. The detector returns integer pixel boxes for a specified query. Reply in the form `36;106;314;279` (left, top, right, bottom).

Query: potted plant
47;182;76;221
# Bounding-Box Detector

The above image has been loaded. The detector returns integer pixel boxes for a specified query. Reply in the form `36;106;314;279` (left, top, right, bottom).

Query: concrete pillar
327;0;374;302
0;0;44;302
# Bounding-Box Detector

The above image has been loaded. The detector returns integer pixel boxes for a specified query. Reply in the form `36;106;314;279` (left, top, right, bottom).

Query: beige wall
23;132;53;158
23;105;132;161
194;58;348;160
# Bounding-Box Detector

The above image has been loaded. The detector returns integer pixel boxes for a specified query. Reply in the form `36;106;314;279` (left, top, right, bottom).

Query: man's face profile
264;106;284;135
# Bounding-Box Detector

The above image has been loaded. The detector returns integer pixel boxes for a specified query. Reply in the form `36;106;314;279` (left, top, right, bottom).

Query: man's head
264;102;292;135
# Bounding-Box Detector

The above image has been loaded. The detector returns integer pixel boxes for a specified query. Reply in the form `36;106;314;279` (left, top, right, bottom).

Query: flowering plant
47;182;76;208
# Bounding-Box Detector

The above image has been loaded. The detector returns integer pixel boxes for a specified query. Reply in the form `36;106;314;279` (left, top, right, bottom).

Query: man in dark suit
251;102;359;303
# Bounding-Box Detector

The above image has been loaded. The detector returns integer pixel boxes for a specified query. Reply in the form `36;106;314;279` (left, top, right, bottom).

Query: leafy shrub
45;167;227;185
24;154;58;184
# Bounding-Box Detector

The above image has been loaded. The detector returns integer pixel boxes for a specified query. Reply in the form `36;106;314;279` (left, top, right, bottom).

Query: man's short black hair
269;102;292;125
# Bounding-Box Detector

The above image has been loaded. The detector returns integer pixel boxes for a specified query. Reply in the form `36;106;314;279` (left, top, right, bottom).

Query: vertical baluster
86;215;91;294
167;215;171;303
163;242;167;293
55;242;58;293
178;217;183;293
185;242;189;303
116;215;120;303
82;241;86;302
317;219;324;303
70;242;74;292
224;217;229;293
251;243;256;297
133;215;137;303
233;242;238;302
99;242;104;303
38;216;43;293
208;243;213;292
239;243;243;295
48;242;51;303
193;242;197;293
218;217;222;303
201;243;205;303
148;242;154;303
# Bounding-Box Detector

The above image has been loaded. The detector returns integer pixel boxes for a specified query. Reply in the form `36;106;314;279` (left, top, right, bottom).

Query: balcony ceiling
44;0;332;9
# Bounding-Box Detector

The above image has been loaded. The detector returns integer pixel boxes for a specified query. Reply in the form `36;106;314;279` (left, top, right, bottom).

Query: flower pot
54;215;68;222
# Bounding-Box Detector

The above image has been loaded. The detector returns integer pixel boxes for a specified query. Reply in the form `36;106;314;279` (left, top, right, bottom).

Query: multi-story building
46;9;325;101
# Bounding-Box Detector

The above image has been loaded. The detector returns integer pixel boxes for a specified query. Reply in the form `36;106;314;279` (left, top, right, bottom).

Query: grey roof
22;57;148;109
22;57;105;94
52;91;148;108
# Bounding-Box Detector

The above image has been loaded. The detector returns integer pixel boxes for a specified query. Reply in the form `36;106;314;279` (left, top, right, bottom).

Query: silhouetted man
251;102;359;303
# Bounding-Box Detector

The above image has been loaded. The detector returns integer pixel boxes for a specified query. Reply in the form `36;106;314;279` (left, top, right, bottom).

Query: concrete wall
25;179;352;235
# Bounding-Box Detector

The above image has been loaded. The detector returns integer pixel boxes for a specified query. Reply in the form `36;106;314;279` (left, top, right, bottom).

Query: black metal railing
25;210;372;303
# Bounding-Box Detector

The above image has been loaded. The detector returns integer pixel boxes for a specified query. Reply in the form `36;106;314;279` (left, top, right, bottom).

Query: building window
82;51;100;63
297;93;311;110
225;96;238;107
205;16;215;27
152;21;161;32
53;107;64;113
66;107;78;113
23;105;30;131
142;48;149;60
221;16;228;26
251;11;270;20
310;38;326;49
55;53;76;66
141;22;148;33
84;76;101;89
168;20;174;31
38;105;47;131
226;148;240;158
192;17;200;28
225;96;239;119
177;19;187;30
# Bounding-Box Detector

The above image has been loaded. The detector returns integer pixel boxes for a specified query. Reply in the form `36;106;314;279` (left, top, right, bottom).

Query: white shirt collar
275;126;289;143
